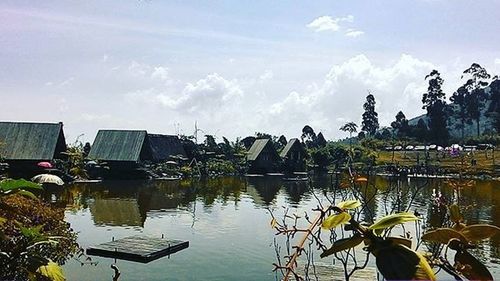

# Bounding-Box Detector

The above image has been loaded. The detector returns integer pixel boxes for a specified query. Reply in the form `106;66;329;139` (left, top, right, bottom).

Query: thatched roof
280;138;302;158
247;139;276;161
148;134;187;162
0;121;66;161
88;130;150;162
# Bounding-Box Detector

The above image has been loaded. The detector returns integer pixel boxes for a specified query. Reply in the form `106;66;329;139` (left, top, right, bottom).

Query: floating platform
86;235;189;263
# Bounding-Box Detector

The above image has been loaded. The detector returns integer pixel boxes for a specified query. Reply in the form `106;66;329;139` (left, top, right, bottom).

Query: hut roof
88;130;148;162
247;138;273;161
0;121;66;161
148;134;187;162
280;138;301;158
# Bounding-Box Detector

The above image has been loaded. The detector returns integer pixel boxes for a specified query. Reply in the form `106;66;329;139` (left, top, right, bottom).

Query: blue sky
1;0;500;142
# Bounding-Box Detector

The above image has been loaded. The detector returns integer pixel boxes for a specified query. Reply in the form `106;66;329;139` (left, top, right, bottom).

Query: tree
450;85;470;139
278;135;288;148
361;93;379;136
301;125;317;148
462;63;491;136
316;132;327;147
422;70;449;144
487;76;500;133
340;122;358;148
241;136;256;150
390;111;410;138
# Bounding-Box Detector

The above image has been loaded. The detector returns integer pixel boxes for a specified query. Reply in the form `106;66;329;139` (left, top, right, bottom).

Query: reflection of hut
247;139;281;174
88;130;153;178
280;138;306;173
246;177;282;206
89;198;145;227
0;121;67;175
148;134;187;162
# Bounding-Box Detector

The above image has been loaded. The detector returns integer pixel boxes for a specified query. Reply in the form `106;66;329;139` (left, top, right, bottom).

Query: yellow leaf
460;224;500;242
322;212;351;229
448;204;463;223
320;235;364;258
336;200;361;210
0;217;6;226
414;251;437;281
37;261;65;281
452;222;466;232
355;177;368;183
270;218;277;228
369;212;419;230
422;228;468;244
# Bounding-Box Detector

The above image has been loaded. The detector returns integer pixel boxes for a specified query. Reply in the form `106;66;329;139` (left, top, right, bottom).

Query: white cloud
345;29;364;38
151;66;169;81
269;54;436;138
127;73;243;113
259;70;274;82
495;58;500;65
128;61;149;76
307;15;354;32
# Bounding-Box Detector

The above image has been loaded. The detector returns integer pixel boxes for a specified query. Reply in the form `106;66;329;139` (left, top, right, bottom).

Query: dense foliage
0;179;78;280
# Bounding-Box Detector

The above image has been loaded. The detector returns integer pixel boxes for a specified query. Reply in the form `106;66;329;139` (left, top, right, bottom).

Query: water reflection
43;176;499;279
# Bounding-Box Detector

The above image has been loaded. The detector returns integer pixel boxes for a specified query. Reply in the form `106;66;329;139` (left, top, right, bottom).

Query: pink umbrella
37;162;53;169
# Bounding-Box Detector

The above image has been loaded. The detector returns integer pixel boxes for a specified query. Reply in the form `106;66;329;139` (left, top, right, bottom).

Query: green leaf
0;216;6;226
460;224;500;242
448;204;463;223
20;225;47;243
337;200;361;210
16;190;38;200
322;212;351;229
0;179;42;192
422;228;468;244
37;261;66;281
369;212;419;230
321;234;364;258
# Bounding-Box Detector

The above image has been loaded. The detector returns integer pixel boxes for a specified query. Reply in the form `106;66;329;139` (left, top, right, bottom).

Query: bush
0;187;78;280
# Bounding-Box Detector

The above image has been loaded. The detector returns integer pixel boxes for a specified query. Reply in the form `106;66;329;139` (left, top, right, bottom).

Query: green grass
376;149;498;175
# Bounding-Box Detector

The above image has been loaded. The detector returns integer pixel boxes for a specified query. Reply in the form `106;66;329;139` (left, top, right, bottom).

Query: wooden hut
148;134;187;163
0;121;67;174
87;130;154;178
280;138;306;173
246;139;281;174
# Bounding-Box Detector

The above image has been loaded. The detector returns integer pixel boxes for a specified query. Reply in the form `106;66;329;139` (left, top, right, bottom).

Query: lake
45;176;499;280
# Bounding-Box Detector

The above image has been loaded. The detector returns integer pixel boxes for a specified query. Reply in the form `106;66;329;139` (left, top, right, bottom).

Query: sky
1;0;500;143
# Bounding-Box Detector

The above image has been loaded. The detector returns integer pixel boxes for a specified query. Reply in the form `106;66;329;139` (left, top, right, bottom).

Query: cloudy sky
1;0;500;143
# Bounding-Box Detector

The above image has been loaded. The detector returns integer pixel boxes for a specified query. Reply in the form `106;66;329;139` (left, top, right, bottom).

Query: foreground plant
0;179;79;280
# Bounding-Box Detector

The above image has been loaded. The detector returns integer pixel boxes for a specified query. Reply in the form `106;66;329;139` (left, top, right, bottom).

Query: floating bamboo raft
86;235;189;263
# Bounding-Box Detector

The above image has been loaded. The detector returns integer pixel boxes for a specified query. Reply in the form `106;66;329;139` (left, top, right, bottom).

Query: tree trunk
476;117;480;136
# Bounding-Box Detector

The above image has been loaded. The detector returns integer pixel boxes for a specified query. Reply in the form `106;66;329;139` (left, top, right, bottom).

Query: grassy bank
375;149;498;176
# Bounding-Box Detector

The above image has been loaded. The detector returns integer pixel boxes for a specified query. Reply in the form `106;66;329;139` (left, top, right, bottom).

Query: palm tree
340;122;358;148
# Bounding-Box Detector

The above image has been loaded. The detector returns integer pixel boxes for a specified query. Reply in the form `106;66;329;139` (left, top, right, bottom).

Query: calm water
44;176;499;280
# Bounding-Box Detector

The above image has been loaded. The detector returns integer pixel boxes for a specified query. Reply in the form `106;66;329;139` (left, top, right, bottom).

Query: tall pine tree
462;63;491;136
450;85;469;139
422;70;449;144
361;93;379;136
487;76;500;133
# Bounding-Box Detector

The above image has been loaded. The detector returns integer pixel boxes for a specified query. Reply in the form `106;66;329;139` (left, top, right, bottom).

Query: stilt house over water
280;138;306;173
246;138;281;174
148;134;187;162
88;130;153;171
0;121;67;174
